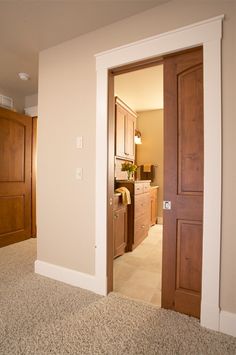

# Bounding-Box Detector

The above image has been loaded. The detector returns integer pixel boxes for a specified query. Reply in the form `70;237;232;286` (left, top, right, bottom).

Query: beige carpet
0;239;236;355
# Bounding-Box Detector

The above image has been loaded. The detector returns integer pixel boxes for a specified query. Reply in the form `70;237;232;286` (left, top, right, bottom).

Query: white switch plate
76;167;83;180
76;136;83;149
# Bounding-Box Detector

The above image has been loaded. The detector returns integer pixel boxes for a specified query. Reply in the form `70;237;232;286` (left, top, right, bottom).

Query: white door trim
24;105;38;117
95;15;223;332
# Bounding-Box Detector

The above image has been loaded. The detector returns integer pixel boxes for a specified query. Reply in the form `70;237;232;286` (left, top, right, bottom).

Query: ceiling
0;0;168;99
114;65;163;112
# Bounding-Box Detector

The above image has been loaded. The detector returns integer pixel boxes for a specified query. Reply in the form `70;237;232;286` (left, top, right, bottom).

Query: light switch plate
76;136;83;149
76;167;83;180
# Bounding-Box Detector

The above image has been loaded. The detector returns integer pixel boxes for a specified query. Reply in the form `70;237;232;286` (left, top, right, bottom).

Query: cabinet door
124;113;135;160
150;189;157;225
115;104;125;158
113;207;127;258
134;213;150;248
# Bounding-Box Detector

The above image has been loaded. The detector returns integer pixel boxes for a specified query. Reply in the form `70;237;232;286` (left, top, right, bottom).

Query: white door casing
95;15;223;331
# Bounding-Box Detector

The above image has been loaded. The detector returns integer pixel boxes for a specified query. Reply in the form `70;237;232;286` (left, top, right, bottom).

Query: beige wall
38;0;236;312
25;93;38;108
136;110;163;219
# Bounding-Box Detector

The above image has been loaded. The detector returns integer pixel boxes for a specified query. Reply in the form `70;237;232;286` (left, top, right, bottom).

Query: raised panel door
162;47;203;318
0;107;32;247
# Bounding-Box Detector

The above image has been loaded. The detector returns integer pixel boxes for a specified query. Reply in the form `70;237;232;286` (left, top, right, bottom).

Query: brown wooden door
0;107;32;247
162;47;203;318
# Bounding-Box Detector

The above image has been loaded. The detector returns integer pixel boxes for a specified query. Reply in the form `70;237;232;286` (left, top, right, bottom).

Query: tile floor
113;224;162;306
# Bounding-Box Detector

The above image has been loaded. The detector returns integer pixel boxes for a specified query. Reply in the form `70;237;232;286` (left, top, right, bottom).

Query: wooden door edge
31;116;37;237
107;56;164;294
107;72;115;292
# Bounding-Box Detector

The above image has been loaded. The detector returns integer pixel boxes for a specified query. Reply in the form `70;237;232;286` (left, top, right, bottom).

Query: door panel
0;107;32;247
0;118;25;182
0;195;24;234
162;47;203;318
176;220;202;292
178;65;203;194
113;207;127;258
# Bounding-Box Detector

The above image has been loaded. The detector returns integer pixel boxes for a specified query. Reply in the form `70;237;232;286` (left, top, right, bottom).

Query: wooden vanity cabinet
115;97;136;161
113;195;127;258
116;180;151;251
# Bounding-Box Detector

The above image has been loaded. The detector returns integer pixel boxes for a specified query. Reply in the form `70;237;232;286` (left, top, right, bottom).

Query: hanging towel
115;187;131;205
143;164;152;172
140;165;155;182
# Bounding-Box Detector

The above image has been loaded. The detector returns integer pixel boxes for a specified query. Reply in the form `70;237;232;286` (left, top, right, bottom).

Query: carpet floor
0;239;236;355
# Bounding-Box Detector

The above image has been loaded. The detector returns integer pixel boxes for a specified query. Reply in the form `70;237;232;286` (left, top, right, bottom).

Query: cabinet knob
114;213;118;219
142;225;145;229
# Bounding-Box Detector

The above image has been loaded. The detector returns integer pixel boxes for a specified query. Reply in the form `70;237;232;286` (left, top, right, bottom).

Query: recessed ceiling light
18;72;30;81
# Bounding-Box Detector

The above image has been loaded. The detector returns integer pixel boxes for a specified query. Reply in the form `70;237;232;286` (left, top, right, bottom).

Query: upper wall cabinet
115;97;137;161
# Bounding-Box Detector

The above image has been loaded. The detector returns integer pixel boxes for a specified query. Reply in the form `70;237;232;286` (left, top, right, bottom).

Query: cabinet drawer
143;183;150;193
134;214;149;246
135;193;150;218
134;183;144;195
134;214;150;234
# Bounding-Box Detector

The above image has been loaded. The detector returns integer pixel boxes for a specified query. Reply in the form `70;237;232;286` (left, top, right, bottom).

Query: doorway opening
107;47;204;318
112;64;164;306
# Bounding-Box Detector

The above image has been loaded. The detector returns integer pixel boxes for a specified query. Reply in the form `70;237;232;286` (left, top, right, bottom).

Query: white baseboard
35;260;103;295
200;302;220;331
220;310;236;337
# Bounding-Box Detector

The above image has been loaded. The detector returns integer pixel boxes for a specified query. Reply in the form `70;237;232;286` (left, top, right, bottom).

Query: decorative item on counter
121;161;137;180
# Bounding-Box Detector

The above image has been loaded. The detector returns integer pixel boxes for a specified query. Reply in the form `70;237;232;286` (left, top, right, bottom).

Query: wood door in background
0;107;32;247
162;47;203;318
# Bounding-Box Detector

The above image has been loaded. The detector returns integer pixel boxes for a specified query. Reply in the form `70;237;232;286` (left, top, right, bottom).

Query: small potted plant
121;161;137;180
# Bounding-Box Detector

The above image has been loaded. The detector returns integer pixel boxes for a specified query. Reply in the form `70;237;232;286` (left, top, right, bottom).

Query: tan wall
38;0;236;312
136;110;163;220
